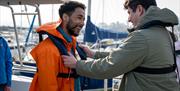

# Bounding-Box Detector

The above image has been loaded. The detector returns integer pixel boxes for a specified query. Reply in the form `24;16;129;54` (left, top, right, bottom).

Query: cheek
69;21;77;27
72;20;79;26
128;14;133;22
133;14;139;23
75;20;81;25
128;15;131;22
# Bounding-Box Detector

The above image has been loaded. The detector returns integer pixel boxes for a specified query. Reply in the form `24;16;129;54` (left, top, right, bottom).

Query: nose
79;20;84;27
128;16;131;22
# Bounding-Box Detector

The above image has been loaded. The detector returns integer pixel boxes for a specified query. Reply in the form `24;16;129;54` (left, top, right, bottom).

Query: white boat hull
11;75;32;91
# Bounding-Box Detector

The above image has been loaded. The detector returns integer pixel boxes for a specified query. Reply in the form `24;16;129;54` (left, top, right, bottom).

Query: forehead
71;7;85;17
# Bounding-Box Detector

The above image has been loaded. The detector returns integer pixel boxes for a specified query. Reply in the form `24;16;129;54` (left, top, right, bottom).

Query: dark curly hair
124;0;157;12
59;1;86;18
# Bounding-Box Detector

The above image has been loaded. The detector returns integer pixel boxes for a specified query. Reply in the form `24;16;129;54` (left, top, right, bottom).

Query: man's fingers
79;44;88;49
62;54;76;68
64;61;68;65
61;55;67;59
78;44;84;47
68;52;73;56
63;59;70;66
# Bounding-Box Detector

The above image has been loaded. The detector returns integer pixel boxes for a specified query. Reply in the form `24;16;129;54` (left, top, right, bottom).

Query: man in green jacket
62;0;180;91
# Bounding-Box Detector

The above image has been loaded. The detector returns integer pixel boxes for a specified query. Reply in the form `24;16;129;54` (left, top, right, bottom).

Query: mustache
72;25;83;29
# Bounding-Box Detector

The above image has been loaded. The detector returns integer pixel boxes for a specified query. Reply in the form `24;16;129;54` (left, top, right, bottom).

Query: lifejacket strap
132;65;176;74
57;73;79;78
36;68;79;78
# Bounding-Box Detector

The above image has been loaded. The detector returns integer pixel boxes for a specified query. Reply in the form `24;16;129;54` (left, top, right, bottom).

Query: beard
66;19;81;37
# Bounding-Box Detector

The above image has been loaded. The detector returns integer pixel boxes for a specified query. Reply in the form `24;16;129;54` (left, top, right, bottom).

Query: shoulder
0;36;8;46
0;36;5;41
128;28;157;41
30;38;59;60
122;29;148;49
31;38;58;55
128;29;147;40
33;38;56;51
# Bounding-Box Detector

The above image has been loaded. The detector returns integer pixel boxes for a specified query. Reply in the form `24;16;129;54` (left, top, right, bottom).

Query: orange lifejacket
29;21;77;91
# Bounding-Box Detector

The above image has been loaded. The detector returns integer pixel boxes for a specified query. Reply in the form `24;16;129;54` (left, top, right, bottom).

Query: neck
57;24;72;42
60;24;70;37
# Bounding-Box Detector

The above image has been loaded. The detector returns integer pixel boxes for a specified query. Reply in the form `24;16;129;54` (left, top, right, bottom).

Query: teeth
77;27;81;29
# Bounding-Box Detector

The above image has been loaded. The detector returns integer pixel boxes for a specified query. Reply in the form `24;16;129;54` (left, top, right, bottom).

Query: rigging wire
90;0;101;49
0;6;1;27
24;5;30;26
102;0;104;24
52;4;54;22
20;5;22;28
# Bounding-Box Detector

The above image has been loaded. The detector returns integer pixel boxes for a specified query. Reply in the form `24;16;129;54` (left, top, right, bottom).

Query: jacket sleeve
93;51;110;59
4;38;13;87
76;31;148;79
30;44;59;91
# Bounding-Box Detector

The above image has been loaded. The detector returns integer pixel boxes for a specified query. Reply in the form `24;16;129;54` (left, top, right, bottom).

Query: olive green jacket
77;6;180;91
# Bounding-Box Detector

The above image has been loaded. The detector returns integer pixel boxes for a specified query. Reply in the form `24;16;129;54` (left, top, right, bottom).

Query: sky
0;0;179;27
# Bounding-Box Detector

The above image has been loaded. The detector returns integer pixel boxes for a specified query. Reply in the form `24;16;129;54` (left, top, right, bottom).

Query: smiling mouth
76;26;82;30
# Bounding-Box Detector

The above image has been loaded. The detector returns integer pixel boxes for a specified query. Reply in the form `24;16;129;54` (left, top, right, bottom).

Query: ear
62;13;69;21
137;5;145;16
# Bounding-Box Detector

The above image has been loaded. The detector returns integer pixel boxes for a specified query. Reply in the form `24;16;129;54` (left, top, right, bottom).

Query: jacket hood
137;6;179;29
36;20;76;43
36;21;60;36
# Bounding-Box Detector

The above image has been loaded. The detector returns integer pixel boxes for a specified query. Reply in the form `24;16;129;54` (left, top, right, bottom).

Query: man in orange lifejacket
29;1;86;91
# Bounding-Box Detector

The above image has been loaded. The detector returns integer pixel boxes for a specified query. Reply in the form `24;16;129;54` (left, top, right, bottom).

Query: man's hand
79;44;95;58
62;53;77;68
4;86;11;91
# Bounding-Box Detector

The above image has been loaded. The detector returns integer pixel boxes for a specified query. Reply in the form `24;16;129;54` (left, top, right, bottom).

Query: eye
128;10;130;14
78;17;82;19
77;16;84;21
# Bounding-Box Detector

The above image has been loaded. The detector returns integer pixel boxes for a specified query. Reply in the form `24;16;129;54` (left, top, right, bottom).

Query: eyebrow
77;14;84;17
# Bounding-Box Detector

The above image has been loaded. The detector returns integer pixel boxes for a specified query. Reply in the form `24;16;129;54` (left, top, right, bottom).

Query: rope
25;15;36;47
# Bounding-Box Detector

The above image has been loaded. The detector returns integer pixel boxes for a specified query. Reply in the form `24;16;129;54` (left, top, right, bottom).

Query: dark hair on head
124;0;157;12
59;1;86;18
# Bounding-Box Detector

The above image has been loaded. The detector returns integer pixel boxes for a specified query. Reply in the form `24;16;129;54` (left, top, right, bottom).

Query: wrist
89;51;95;58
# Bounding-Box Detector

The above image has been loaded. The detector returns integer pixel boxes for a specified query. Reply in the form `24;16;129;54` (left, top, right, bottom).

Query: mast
87;0;108;91
88;0;91;17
